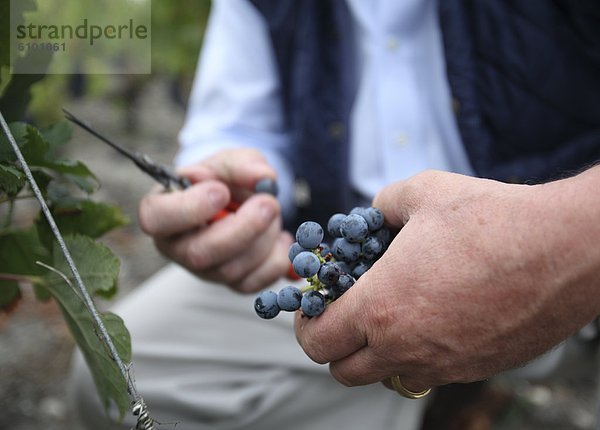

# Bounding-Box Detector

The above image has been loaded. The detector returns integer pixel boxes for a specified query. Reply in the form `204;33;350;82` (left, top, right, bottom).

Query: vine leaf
22;125;98;193
1;122;98;193
63;311;132;420
0;164;25;195
45;235;121;297
0;122;27;163
37;195;130;254
41;235;131;417
42;121;73;154
0;227;50;306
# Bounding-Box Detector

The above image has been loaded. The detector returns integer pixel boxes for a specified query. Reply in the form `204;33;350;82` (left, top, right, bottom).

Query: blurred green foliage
152;0;211;77
1;0;211;125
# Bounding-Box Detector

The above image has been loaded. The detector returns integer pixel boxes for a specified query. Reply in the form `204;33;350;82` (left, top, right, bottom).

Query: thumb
373;170;442;228
294;287;367;365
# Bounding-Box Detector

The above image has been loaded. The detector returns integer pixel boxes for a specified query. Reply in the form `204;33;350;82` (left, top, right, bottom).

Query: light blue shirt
177;0;473;219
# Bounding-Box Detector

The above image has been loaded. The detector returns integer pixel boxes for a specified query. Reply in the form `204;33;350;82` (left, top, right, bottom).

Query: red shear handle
207;179;296;280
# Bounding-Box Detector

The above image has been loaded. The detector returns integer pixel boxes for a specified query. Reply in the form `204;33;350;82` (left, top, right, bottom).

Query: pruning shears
62;108;191;191
62;108;279;224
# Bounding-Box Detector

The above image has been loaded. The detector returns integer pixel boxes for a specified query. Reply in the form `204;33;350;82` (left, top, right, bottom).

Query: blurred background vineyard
12;0;210;128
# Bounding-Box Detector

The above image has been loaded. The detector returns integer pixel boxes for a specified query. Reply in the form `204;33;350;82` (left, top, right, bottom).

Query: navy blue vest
249;0;600;228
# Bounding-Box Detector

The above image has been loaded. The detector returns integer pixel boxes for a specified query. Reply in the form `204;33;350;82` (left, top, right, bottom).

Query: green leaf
46;235;120;297
37;198;129;251
39;235;130;417
0;122;27;163
20;125;98;192
0;227;50;276
54;200;129;238
42;121;73;154
0;163;25;195
20;125;50;164
46;181;82;208
62;310;131;419
0;227;50;305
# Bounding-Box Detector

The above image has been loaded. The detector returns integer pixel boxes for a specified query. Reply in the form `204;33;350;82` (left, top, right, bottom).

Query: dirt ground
1;78;599;430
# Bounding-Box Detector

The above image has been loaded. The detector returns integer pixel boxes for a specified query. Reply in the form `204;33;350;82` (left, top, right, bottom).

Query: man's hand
295;169;600;392
138;148;293;293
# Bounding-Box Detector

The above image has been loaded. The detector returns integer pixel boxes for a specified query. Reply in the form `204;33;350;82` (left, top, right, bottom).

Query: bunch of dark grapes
254;207;395;319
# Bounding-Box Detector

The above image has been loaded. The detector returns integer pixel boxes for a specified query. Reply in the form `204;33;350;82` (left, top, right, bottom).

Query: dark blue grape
333;261;354;275
301;291;326;317
277;286;303;311
319;243;332;258
288;242;306;263
349;207;368;217
296;221;324;250
318;288;335;301
318;262;342;286
374;226;393;249
332;273;355;297
327;213;346;238
293;251;321;278
340;214;369;243
254;178;279;196
352;261;372;279
254;291;280;319
363;207;384;231
361;236;384;261
333;238;361;262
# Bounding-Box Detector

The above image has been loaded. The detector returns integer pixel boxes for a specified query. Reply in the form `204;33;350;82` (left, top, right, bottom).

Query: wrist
534;165;600;318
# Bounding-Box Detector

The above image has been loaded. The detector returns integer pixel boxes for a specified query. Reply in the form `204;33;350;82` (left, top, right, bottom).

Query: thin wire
0;111;141;404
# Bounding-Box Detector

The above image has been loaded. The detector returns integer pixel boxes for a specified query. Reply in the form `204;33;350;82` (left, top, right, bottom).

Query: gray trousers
69;264;426;430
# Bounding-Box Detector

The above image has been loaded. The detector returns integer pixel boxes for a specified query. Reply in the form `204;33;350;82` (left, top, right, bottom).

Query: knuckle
233;279;262;294
138;197;158;235
216;261;245;284
411;169;442;189
187;242;213;271
329;365;355;387
239;147;267;162
236;209;273;243
414;168;437;181
180;191;200;224
299;336;330;365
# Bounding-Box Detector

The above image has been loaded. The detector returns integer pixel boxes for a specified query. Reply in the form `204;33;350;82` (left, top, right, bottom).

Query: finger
156;194;280;271
138;180;230;237
230;231;294;293
329;346;392;387
380;377;430;394
328;344;432;390
201;218;283;285
294;288;368;365
179;148;277;191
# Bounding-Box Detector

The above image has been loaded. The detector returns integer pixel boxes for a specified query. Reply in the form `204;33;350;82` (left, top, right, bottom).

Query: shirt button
395;134;409;147
387;38;399;51
452;97;461;116
328;122;345;139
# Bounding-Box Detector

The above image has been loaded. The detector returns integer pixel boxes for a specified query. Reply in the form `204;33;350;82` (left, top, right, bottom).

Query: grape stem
300;283;316;294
